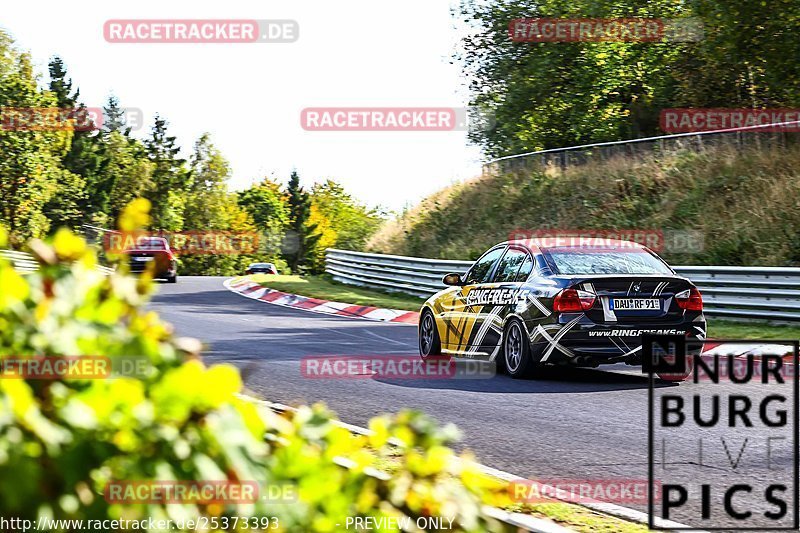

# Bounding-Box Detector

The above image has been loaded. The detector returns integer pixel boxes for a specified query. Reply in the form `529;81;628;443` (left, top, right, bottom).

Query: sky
1;0;486;212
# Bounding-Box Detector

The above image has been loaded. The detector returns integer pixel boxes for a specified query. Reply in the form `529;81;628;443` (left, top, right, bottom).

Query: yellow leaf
0;267;30;306
368;417;390;448
203;364;242;406
119;198;151;232
0;380;35;420
53;229;87;261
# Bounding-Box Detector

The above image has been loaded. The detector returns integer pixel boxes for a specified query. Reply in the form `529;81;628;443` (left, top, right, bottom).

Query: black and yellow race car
418;239;706;380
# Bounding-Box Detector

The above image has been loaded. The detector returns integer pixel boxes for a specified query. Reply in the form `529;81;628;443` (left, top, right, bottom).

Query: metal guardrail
326;249;472;298
326;248;800;322
482;119;800;174
1;250;115;275
0;250;40;273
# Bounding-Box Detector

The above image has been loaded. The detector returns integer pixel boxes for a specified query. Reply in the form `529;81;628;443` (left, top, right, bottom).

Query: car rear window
543;248;673;275
129;238;167;250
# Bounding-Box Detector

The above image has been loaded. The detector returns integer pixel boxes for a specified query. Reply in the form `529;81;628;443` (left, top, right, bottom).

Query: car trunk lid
568;275;694;323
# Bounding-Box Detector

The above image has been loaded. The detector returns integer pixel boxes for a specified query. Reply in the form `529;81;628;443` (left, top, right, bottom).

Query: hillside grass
367;143;800;266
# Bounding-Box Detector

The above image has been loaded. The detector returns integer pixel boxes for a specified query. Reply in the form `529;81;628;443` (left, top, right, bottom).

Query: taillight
676;287;703;311
554;288;596;312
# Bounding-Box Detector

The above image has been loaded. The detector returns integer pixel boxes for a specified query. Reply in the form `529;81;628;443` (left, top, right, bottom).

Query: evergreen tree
103;95;129;134
46;56;99;227
145;115;187;230
48;56;78;107
284;171;320;273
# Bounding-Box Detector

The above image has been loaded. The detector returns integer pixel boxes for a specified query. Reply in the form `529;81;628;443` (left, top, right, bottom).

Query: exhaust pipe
572;356;599;367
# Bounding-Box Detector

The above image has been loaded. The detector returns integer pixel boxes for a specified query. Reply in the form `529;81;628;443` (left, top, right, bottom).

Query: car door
471;247;534;356
440;246;506;356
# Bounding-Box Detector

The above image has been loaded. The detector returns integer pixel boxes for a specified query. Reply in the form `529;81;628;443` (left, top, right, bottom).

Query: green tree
47;56;77;107
145;115;187;230
458;0;800;157
284;171;320;273
305;180;383;270
102;94;129;134
310;180;383;250
238;178;289;230
179;134;261;276
43;56;94;231
237;178;290;272
671;0;800;107
0;34;72;242
183;133;232;229
104;132;154;223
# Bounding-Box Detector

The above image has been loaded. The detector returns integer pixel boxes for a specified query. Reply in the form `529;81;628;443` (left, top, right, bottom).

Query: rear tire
166;275;177;283
503;319;537;379
418;309;442;359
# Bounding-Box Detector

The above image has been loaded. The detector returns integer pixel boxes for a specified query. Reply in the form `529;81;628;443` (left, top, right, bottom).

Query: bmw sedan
418;238;706;381
123;236;177;283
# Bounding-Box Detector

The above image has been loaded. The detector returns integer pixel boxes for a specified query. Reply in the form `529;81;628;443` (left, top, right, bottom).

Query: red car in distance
124;236;178;283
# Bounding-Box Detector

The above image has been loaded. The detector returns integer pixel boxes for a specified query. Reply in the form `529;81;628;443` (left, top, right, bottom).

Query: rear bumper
129;262;176;278
531;314;706;366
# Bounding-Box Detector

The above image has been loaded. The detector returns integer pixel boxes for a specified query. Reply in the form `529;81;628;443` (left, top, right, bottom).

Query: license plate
611;298;660;310
133;256;154;262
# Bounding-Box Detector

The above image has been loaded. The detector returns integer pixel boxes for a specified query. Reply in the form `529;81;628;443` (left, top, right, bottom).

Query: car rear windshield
129;238;166;250
543;248;673;275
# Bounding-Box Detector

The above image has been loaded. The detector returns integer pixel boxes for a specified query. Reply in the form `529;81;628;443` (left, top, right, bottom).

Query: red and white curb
224;278;420;325
703;342;795;359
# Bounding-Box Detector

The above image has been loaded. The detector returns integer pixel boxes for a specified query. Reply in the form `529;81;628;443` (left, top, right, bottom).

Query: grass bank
367;143;800;267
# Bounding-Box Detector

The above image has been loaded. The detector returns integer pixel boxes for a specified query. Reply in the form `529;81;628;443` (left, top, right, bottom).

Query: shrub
0;203;512;531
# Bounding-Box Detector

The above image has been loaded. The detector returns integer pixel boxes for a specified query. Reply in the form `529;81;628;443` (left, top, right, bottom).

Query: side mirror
442;273;464;286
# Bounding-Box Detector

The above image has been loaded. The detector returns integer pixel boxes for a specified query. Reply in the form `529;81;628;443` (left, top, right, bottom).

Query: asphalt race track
150;277;797;529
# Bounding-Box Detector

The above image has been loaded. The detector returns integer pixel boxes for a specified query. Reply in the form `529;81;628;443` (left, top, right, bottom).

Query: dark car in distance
245;262;278;275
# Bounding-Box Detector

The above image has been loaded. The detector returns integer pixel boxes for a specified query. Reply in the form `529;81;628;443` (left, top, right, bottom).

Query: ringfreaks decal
589;329;683;337
466;288;530;306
